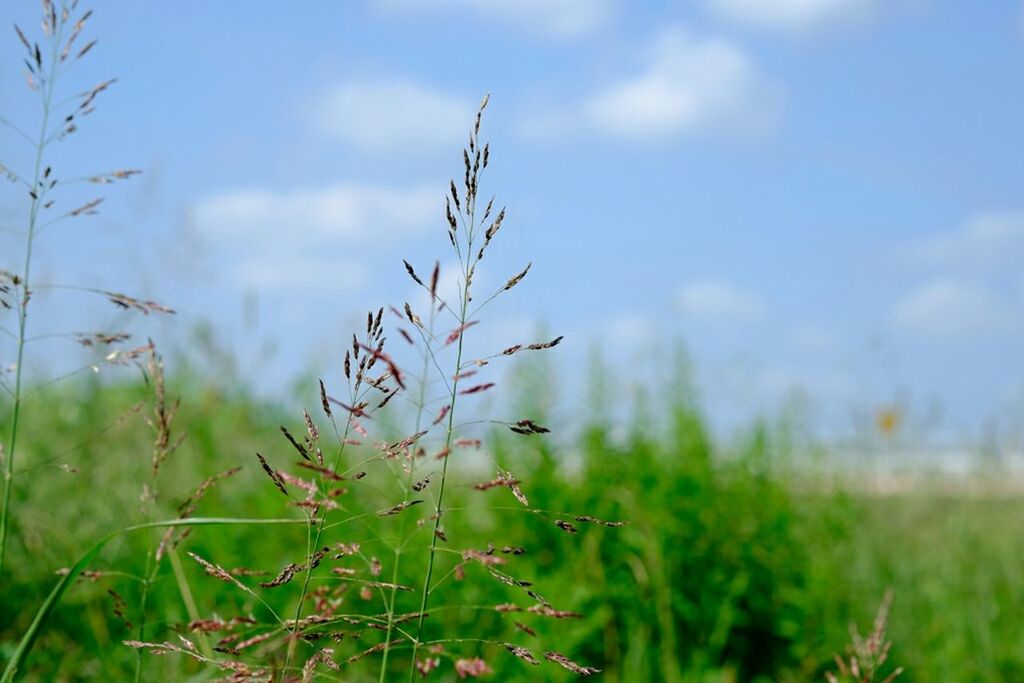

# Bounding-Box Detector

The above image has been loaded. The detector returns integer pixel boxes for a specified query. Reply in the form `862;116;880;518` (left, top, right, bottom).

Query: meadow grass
1;369;1021;681
3;5;604;678
0;0;168;580
0;4;1016;682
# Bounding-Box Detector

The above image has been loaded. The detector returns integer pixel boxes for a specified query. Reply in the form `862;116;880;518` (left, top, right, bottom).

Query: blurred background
2;1;1024;681
1;0;1022;443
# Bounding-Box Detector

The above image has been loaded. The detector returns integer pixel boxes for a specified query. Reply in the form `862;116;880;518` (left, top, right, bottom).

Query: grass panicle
84;97;617;682
0;0;171;578
0;8;933;683
826;591;904;683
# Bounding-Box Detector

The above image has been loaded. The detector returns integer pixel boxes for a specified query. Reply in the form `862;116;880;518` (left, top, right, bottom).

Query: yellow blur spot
876;407;900;437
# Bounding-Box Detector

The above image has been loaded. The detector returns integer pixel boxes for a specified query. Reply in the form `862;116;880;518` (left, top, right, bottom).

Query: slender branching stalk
378;300;439;681
133;344;201;681
0;0;64;577
0;517;305;683
827;591;904;683
281;315;390;677
0;0;166;576
407;161;479;681
111;94;605;683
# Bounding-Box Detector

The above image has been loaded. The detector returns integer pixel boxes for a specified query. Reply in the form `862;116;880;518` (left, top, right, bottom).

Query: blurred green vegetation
1;363;1023;682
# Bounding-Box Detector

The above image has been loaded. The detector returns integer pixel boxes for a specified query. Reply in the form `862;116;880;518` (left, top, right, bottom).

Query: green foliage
0;373;1022;681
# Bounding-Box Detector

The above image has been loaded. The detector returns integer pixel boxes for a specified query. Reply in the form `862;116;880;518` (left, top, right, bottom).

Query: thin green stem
0;517;302;683
168;547;213;659
282;510;315;677
133;547;156;683
0;7;63;577
408;184;478;680
0;115;35;147
378;301;438;680
280;368;366;679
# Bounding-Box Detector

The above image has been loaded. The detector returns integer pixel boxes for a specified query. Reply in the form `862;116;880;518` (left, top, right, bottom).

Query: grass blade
0;517;302;682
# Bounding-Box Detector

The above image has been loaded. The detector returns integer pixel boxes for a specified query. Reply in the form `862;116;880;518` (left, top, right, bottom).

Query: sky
1;0;1023;445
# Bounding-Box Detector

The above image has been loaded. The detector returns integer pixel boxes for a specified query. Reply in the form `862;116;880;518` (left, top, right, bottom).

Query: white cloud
788;322;839;354
195;183;438;244
891;279;1023;338
316;79;473;151
676;279;767;321
606;314;657;349
581;28;781;139
192;182;441;290
913;211;1024;274
706;0;878;32
372;0;615;38
232;259;368;292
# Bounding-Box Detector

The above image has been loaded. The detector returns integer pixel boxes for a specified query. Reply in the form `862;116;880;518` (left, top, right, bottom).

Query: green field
2;6;1021;682
2;366;1020;682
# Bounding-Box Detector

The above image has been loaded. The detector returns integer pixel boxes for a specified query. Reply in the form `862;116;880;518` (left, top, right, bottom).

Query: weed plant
1;13;622;675
119;97;618;681
0;0;171;578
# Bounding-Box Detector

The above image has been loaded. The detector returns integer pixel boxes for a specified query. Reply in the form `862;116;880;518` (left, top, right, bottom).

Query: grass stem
0;3;64;577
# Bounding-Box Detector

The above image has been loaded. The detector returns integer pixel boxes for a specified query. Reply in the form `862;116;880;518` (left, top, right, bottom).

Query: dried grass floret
544;651;601;675
508;419;549;435
826;591;903;683
573;515;628;527
260;548;329;589
506;644;540;665
554;520;578;534
378;499;424;516
255;453;288;496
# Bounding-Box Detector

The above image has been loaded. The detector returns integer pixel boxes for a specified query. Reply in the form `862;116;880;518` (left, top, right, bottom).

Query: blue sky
1;0;1023;442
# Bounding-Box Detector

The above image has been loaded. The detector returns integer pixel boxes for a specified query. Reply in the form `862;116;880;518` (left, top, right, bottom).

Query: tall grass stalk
132;345;210;680
377;294;438;681
117;94;605;682
0;517;305;683
827;591;904;683
279;321;385;676
0;0;63;577
406;137;478;681
1;1;165;577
